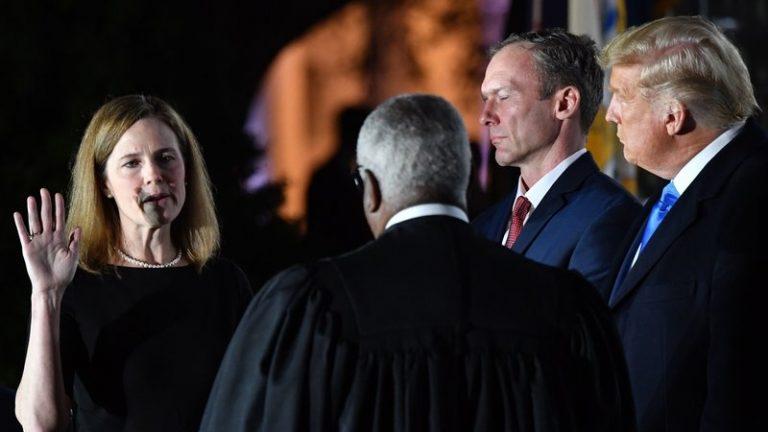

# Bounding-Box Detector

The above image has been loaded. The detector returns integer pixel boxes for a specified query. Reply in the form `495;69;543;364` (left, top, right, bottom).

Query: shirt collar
671;121;744;195
516;148;587;208
385;203;469;230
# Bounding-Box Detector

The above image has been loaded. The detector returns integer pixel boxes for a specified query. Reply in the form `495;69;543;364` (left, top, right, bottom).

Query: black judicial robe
200;216;635;431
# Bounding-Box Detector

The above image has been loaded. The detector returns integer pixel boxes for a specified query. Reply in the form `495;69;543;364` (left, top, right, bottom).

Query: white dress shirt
501;148;587;245
670;122;745;195
385;203;469;230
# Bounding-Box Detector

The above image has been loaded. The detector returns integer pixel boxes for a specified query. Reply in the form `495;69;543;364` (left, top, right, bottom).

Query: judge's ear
553;86;580;121
664;99;688;136
362;169;381;214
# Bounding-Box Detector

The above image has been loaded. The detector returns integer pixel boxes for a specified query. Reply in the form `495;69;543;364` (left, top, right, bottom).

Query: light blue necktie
609;181;680;305
639;181;680;252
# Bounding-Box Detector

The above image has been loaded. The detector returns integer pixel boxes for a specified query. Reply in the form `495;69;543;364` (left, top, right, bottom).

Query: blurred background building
2;0;767;392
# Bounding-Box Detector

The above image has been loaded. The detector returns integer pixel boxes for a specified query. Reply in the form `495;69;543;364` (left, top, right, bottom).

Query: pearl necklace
118;249;182;269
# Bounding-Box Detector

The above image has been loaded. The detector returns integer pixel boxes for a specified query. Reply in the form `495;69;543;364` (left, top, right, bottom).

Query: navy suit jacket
473;152;641;294
607;120;768;431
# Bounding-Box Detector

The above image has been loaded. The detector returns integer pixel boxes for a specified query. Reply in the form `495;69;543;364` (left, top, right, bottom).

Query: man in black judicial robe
200;94;635;431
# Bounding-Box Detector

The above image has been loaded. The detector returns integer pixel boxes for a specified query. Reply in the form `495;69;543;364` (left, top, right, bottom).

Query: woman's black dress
60;258;252;431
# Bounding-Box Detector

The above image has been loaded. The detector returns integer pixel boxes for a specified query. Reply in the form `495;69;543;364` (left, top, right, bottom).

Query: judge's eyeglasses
351;166;366;193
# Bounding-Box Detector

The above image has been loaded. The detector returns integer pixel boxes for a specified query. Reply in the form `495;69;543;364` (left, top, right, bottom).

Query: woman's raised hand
13;188;80;295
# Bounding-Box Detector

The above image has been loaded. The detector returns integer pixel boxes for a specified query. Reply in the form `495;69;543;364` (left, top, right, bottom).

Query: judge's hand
13;188;80;296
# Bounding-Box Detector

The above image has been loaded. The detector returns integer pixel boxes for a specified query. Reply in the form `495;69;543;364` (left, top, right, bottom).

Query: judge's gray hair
357;94;471;209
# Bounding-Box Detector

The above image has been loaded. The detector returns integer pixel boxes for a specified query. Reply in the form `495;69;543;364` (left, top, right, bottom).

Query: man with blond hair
603;15;768;431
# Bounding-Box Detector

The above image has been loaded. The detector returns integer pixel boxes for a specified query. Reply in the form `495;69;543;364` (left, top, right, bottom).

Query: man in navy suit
602;16;768;431
474;28;640;295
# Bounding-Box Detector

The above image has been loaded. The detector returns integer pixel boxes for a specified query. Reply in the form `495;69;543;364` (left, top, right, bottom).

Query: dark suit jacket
0;387;22;432
473;152;641;294
607;120;768;431
201;215;635;431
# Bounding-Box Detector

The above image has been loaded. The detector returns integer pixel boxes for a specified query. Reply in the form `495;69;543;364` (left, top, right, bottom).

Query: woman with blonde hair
13;95;252;431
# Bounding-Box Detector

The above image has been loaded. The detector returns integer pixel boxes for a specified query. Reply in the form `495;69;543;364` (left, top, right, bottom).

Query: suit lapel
513;152;598;254
490;194;516;243
609;120;768;309
607;200;653;305
609;192;698;307
512;191;565;254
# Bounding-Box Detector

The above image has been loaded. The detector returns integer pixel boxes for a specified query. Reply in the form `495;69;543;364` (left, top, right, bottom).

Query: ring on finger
28;231;41;241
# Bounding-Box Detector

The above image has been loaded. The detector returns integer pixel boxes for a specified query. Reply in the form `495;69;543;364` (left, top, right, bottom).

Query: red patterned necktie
505;196;531;249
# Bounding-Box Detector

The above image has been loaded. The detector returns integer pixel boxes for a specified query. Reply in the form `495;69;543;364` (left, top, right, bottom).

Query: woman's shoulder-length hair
67;94;220;274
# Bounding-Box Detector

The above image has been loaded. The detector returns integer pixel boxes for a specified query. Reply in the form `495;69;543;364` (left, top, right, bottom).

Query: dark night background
1;0;766;394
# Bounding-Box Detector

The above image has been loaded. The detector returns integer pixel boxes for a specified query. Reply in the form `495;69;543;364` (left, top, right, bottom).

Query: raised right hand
13;188;80;296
